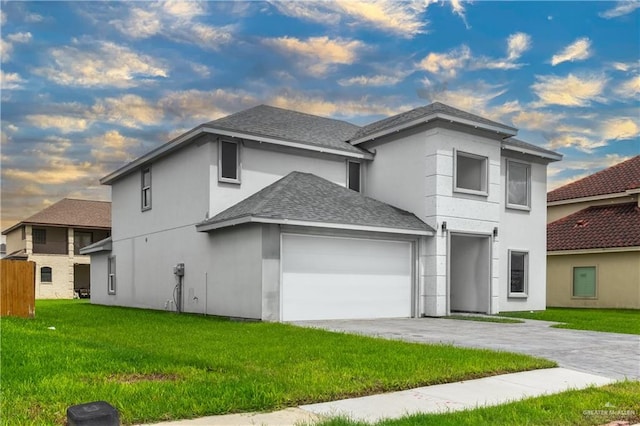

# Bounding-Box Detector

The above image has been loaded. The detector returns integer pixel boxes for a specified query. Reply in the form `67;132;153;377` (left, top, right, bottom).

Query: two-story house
82;103;561;321
547;156;640;309
3;198;111;299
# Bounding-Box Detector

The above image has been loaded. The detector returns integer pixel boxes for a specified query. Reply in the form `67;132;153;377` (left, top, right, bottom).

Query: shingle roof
350;102;517;142
197;172;432;234
206;104;364;154
548;155;640;202
2;198;111;234
547;203;640;251
502;137;562;160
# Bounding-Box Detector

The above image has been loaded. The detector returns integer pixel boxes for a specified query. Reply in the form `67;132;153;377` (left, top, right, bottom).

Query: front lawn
0;300;554;425
499;307;640;335
316;380;640;426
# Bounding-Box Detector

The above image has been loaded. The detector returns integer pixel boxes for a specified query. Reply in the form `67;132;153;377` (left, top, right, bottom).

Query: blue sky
1;0;639;230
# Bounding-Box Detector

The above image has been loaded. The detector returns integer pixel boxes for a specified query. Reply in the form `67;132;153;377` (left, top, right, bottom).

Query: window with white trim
219;140;240;183
41;266;52;283
141;168;151;211
108;256;116;295
347;161;361;192
454;150;488;195
573;266;596;298
508;250;528;297
506;160;531;209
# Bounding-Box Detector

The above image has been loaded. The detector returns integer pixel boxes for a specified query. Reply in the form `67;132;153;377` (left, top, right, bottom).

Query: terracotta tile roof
548;155;640;202
2;198;111;234
547;203;640;251
197;171;433;234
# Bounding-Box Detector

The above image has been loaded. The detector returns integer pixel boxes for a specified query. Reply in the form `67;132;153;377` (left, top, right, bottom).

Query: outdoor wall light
493;227;499;238
441;221;447;232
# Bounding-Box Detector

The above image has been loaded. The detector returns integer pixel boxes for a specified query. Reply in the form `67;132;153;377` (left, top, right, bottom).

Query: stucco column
68;228;75;257
25;225;33;255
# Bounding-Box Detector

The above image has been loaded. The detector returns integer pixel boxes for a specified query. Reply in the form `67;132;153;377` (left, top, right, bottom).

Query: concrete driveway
293;317;640;380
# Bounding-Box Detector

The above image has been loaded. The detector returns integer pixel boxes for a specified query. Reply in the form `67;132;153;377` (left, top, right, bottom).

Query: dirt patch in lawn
106;372;181;384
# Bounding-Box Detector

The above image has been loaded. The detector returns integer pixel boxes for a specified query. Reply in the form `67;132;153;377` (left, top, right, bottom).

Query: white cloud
7;32;32;43
599;1;640;18
110;2;233;50
25;114;90;133
91;95;164;128
507;32;531;61
1;70;25;90
34;40;168;88
0;11;6;25
190;62;210;77
511;110;564;131
338;73;406;87
613;75;640;99
547;133;607;153
601;118;640;140
418;45;471;78
449;0;469;28
0;38;12;62
25;13;44;23
531;73;607;107
272;0;436;38
159;89;259;122
551;37;592;66
263;36;364;77
87;130;140;164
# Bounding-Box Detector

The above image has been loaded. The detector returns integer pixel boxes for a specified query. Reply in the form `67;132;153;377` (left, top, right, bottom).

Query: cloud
110;1;233;50
263;36;363;77
33;40;168;88
271;0;436;38
91;95;164;129
87;130;140;165
25;114;90;133
449;0;469;28
7;32;32;43
531;73;607;107
551;37;592;66
613;75;640;99
511;110;565;131
601;118;640;140
599;1;640;18
25;12;44;23
547;133;607;152
0;10;5;25
507;32;531;61
338;67;410;87
418;45;471;78
1;70;25;90
159;89;259;122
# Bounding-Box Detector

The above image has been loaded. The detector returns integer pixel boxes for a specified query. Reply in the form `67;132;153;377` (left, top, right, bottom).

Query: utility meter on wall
173;263;185;276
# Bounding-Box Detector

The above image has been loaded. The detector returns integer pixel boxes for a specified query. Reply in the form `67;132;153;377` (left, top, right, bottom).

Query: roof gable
548;155;640;202
547;203;640;251
206;105;364;154
350;102;517;143
3;198;111;234
197;172;432;235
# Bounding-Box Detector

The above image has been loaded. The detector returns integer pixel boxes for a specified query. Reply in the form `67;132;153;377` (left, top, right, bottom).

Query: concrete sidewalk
138;368;614;425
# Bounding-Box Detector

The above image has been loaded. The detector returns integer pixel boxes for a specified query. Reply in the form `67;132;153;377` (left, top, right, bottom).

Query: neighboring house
82;103;561;321
547;156;640;309
3;199;111;299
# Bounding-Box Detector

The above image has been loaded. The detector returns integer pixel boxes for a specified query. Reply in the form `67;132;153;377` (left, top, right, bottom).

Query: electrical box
173;263;185;276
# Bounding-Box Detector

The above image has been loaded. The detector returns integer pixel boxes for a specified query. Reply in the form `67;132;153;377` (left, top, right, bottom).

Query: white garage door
281;234;412;321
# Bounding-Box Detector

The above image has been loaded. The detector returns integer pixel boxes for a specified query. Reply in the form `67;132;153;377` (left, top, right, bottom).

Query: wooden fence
1;259;36;318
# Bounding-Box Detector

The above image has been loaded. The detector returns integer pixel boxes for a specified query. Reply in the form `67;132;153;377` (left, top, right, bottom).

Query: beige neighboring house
546;155;640;309
2;199;111;299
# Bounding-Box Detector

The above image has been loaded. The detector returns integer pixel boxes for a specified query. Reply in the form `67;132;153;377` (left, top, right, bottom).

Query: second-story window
506;160;531;210
347;161;361;192
219;140;240;183
454;150;488;196
141;167;151;211
33;228;46;244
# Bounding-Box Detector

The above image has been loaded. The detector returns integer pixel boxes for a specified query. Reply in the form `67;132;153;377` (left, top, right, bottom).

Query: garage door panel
282;234;412;321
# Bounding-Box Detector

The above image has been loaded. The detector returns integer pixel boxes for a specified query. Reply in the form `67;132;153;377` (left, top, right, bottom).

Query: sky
1;0;639;232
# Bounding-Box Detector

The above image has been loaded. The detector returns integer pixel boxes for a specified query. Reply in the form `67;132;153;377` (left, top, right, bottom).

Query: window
40;266;52;283
108;256;116;295
347;161;361;192
219;140;240;183
33;228;46;244
507;160;531;209
508;251;528;297
141;168;151;211
573;266;596;298
74;231;93;254
454;150;488;195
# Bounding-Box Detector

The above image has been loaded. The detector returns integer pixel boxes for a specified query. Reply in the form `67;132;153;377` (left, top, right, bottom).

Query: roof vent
574;219;589;228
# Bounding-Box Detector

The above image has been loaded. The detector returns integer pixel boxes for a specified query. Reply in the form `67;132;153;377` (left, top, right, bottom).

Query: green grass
1;300;555;425
315;381;640;426
444;315;524;324
499;307;640;335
